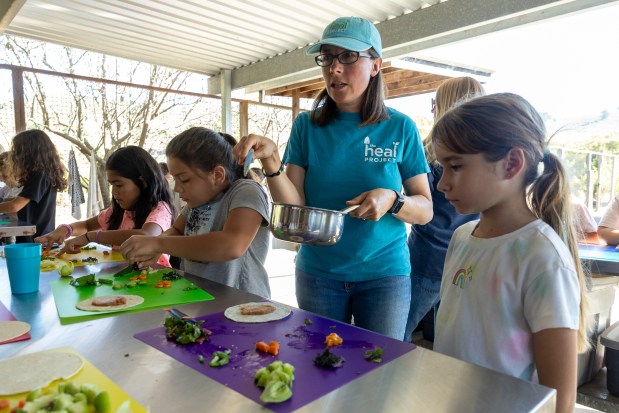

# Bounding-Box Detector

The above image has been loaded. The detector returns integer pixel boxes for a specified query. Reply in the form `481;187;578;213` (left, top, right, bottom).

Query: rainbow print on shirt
452;266;473;289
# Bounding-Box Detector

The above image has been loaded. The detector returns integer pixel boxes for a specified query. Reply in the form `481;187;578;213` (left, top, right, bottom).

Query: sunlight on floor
265;247;297;308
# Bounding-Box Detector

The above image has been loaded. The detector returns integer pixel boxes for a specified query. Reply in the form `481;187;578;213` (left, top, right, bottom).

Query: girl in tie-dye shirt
431;93;589;413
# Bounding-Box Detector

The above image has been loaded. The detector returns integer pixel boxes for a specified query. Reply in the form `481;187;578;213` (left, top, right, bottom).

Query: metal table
0;213;35;239
579;244;619;276
0;258;556;413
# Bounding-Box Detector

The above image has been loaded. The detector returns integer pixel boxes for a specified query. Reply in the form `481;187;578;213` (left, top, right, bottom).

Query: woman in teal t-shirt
234;17;432;340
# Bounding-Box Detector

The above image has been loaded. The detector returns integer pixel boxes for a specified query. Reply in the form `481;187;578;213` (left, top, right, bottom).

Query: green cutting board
50;269;214;324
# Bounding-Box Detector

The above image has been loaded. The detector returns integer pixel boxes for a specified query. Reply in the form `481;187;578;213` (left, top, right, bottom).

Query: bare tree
2;36;207;206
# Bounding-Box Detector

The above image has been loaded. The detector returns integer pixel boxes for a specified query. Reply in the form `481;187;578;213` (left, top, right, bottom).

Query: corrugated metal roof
2;0;612;94
4;0;441;76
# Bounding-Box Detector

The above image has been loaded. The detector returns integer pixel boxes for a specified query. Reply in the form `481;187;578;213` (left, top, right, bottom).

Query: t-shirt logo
452;266;474;289
363;136;399;163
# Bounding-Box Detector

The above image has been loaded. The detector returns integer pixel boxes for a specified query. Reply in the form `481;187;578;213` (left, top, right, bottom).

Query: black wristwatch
388;190;405;215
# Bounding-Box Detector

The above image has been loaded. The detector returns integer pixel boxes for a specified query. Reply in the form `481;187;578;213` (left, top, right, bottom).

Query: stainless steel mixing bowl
270;203;358;246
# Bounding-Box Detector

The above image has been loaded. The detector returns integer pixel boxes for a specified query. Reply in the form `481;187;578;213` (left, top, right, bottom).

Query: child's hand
35;230;67;251
120;235;161;263
56;235;88;256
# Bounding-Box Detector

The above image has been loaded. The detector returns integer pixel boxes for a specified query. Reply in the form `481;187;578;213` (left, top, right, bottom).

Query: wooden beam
11;68;25;132
0;0;25;33
292;89;300;120
239;100;249;138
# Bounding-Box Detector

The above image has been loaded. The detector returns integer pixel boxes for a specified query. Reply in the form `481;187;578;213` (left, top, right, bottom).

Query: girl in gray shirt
120;127;271;298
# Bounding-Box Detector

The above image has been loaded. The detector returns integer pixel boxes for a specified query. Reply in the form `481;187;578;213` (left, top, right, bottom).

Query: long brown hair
11;129;67;191
431;93;590;353
310;48;389;127
424;76;485;163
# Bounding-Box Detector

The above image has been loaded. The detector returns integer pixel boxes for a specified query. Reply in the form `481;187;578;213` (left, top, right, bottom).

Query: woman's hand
233;133;280;173
120;235;162;269
346;189;398;221
35;227;70;251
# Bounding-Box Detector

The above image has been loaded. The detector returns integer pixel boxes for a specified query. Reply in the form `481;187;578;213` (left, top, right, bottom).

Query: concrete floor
265;248;297;308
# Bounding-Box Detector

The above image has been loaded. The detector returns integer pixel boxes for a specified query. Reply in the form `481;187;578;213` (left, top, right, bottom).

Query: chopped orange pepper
0;399;9;409
130;276;139;281
138;274;147;280
268;341;280;355
256;341;270;353
325;332;343;347
255;341;280;355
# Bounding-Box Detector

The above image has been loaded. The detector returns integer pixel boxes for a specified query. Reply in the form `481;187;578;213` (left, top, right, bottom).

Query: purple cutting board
134;305;415;412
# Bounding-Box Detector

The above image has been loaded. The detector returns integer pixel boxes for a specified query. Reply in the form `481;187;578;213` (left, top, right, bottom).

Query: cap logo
326;21;348;34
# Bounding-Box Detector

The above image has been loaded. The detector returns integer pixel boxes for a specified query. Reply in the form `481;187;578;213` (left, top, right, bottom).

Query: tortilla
0;351;84;395
0;321;30;343
224;302;291;323
76;294;144;312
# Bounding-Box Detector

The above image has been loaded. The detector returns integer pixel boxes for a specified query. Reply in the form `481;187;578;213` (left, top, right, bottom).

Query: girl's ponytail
529;151;591;353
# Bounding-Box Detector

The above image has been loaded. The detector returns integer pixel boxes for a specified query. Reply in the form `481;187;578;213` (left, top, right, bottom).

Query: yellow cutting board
1;347;147;412
56;245;125;267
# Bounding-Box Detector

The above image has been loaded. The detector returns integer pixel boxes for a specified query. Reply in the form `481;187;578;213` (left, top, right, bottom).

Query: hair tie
541;150;551;162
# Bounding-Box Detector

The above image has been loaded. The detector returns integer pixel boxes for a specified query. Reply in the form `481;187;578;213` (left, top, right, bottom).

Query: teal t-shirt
283;108;429;282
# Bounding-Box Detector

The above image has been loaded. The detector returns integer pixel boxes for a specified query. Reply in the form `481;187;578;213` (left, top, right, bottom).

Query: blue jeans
295;269;411;340
404;271;441;342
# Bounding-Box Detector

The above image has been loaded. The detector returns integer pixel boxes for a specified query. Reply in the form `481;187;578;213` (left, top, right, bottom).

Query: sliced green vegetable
260;380;292;403
209;349;231;367
254;360;296;404
69;274;97;287
98;278;113;285
364;347;383;363
161;270;182;281
164;316;210;344
304;318;312;325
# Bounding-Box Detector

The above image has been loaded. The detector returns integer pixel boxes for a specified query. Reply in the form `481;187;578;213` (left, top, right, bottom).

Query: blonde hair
431;93;590;353
424;77;486;163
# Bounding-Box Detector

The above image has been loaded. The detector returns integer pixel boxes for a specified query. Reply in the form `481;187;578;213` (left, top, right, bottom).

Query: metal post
220;69;232;134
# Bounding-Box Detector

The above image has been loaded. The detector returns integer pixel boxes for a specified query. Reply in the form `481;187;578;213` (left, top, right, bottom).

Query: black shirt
17;173;57;243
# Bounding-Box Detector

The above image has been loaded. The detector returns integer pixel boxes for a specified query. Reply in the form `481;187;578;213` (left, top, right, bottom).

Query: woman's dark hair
311;48;389;127
11;129;67;191
105;146;174;230
165;127;243;182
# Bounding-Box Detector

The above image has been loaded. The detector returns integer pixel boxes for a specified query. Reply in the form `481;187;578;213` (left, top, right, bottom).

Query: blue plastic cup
4;243;41;294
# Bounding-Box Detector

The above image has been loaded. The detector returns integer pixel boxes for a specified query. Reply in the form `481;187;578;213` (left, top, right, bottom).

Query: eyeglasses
315;51;373;67
431;98;436;114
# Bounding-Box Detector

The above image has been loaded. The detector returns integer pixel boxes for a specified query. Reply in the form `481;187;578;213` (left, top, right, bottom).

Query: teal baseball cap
306;16;382;57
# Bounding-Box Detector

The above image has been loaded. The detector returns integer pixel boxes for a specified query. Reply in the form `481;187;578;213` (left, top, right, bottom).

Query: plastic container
602;321;619;395
4;243;41;294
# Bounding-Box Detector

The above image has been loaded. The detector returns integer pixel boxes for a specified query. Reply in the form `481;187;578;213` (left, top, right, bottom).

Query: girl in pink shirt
36;146;175;267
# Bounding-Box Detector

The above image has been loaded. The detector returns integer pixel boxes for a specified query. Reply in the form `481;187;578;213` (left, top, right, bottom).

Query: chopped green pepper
209;349;231;367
